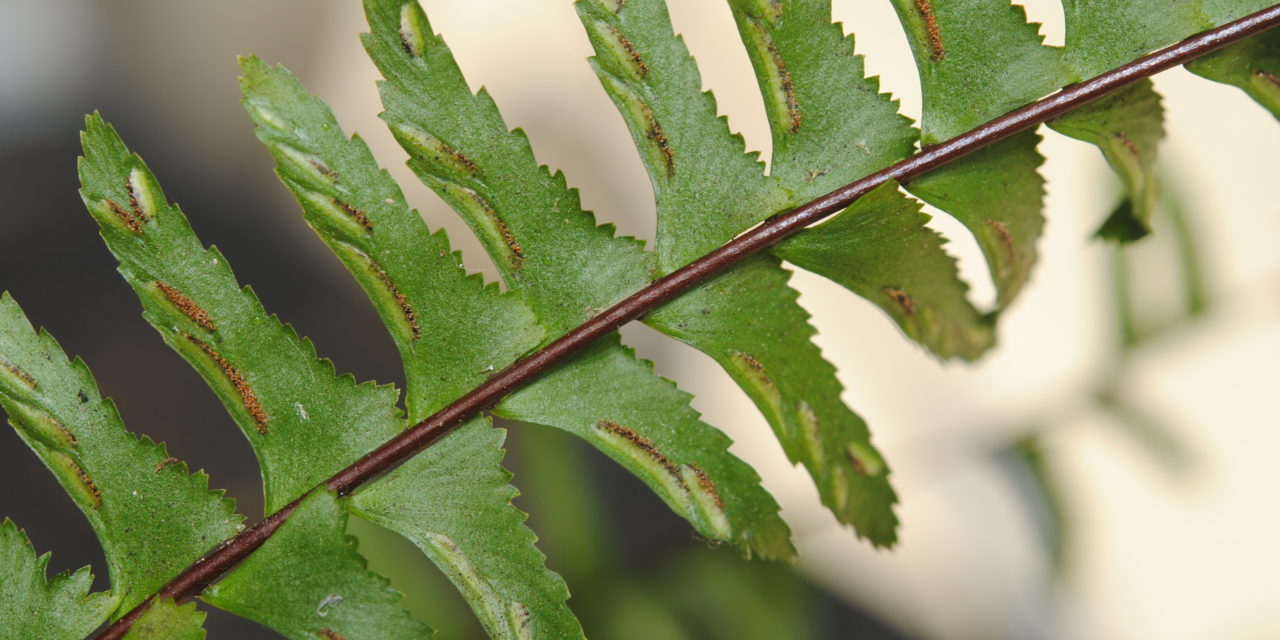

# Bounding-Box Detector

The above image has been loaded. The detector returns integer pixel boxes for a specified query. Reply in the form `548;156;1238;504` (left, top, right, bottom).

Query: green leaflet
362;0;653;336
726;0;989;360
775;182;993;360
1055;1;1274;236
238;53;583;638
647;258;897;545
578;0;792;270
85;111;571;637
494;335;793;558
726;0;916;194
121;600;205;640
580;0;898;543
1062;0;1207;79
906;131;1046;309
1048;81;1165;240
78;117;429;636
78;114;406;512
1188;28;1280;118
364;0;794;557
1057;5;1171;241
887;0;1060;308
0;293;242;618
351;419;584;639
0;519;113;640
238;56;543;421
1191;3;1280;116
205;490;432;640
888;0;1066;142
239;51;584;636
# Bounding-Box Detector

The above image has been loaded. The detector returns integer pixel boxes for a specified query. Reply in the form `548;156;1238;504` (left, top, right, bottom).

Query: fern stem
94;6;1280;638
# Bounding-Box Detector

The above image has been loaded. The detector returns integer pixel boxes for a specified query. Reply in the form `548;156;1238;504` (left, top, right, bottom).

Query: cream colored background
4;1;1278;638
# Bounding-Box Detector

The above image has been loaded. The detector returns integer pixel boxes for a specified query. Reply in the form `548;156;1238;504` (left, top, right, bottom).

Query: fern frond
577;0;793;269
0;293;242;635
581;0;909;544
362;0;794;559
80;112;586;637
774;182;994;360
0;519;113;639
238;56;544;421
362;0;654;336
78;114;407;510
350;420;583;639
727;0;992;360
120;599;205;640
204;491;433;640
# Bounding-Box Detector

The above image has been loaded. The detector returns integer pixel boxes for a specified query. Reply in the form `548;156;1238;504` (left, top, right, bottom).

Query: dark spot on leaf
185;335;269;434
1254;68;1280;88
1115;132;1140;158
598;419;681;480
125;176;149;223
884;287;917;316
107;200;143;234
688;464;724;508
1;360;37;390
366;259;421;340
647;120;676;176
71;461;101;506
611;25;648;77
156;282;217;332
986;219;1016;262
334;198;374;232
914;0;945;61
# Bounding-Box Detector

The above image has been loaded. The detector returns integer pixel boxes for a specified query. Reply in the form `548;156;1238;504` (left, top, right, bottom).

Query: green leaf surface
121;599;205;640
724;1;989;360
776;182;993;360
366;0;792;557
579;0;897;543
726;0;917;198
238;56;543;422
888;0;1066;142
648;258;898;546
85;110;575;636
363;0;653;336
1060;0;1278;81
1187;28;1280;118
904;131;1046;309
78;114;406;512
1048;81;1165;239
886;1;1058;308
351;419;584;640
0;293;241;616
495;335;794;559
1056;4;1188;241
1062;0;1207;79
1201;0;1278;23
0;519;113;640
205;490;432;640
577;0;792;270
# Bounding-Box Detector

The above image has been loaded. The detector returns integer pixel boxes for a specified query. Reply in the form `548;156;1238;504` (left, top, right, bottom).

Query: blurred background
2;1;1278;638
